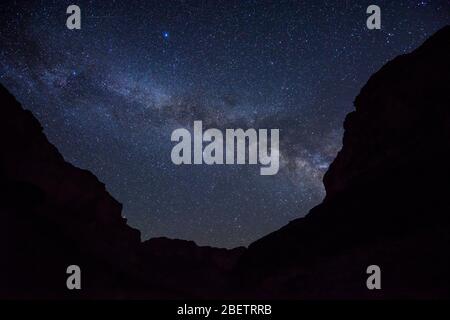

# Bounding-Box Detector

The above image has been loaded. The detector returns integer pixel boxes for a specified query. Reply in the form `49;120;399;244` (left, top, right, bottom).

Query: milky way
1;0;449;247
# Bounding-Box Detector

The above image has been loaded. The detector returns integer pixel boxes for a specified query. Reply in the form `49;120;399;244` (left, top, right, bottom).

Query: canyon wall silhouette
0;84;243;299
1;26;450;299
236;25;450;299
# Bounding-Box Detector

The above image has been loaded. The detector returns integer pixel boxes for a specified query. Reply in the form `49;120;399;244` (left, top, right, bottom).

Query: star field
1;0;449;247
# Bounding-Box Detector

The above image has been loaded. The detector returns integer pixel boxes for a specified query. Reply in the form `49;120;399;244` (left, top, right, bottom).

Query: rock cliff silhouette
1;26;450;299
236;25;450;299
0;84;243;299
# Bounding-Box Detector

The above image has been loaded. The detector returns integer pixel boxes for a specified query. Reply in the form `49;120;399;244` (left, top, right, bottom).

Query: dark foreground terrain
1;26;450;299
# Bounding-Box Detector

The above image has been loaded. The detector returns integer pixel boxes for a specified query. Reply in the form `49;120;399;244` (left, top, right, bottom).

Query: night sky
1;0;449;248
